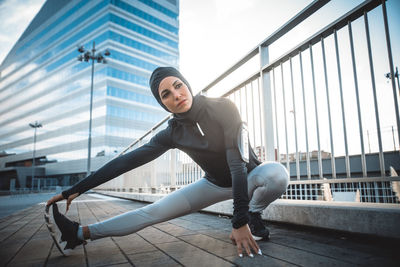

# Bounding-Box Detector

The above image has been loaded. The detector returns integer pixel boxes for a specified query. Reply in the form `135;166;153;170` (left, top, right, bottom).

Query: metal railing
96;0;400;203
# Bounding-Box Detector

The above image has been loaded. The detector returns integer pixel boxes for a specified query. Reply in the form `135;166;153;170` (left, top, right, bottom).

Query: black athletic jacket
62;95;261;228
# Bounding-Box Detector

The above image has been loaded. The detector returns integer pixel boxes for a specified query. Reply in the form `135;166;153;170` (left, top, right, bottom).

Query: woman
47;67;289;258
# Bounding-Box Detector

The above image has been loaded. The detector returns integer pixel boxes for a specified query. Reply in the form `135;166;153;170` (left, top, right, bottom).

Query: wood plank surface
0;193;398;266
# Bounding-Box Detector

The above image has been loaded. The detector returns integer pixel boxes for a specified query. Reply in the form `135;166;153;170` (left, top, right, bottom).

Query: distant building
280;150;332;162
254;146;331;162
0;0;179;190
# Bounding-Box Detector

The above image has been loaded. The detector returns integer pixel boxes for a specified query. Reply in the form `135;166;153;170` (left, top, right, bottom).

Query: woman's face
158;76;193;113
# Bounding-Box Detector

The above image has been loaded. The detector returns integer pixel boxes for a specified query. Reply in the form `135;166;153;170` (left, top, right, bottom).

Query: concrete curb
94;190;400;239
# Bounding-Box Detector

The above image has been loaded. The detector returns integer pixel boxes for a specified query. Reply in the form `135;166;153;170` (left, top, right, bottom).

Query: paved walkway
0;193;398;267
0;193;55;219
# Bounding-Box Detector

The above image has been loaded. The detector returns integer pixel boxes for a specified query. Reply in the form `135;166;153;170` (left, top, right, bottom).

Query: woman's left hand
46;192;79;213
46;194;64;207
229;224;260;257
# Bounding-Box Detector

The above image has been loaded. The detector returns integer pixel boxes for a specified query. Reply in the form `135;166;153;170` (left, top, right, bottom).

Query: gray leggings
89;161;289;240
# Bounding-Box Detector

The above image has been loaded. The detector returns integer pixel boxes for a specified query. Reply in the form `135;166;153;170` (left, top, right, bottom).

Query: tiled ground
0;193;398;266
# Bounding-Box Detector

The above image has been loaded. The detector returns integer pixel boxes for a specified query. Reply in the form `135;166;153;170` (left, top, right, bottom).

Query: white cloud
0;33;12;42
0;0;44;65
179;0;314;91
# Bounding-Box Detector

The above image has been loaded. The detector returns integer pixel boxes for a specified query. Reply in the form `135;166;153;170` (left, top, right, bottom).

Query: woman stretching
46;67;289;258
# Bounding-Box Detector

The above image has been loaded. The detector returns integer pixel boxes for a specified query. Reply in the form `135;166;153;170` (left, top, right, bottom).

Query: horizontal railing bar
261;0;382;73
289;176;400;185
221;71;260;97
117;114;172;156
200;0;329;94
260;0;330;47
200;49;258;94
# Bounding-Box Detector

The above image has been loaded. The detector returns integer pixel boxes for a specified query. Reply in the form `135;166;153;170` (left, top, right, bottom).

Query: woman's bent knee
258;162;289;192
273;163;289;192
248;162;289;211
276;163;289;181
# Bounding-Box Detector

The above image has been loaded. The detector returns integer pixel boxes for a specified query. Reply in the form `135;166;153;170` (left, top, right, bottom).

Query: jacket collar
173;94;205;122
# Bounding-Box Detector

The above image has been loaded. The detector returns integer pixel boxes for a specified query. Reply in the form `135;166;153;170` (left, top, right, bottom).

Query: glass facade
0;0;179;188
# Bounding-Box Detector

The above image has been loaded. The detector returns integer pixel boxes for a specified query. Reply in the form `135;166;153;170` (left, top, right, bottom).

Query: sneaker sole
45;205;69;256
252;234;270;241
51;204;86;250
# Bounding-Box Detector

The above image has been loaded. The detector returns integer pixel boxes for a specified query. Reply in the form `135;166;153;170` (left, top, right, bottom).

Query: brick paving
0;193;398;266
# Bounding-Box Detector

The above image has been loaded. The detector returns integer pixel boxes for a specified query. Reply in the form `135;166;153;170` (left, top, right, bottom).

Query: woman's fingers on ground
250;237;260;254
229;233;236;245
236;242;243;257
232;239;256;257
244;241;253;257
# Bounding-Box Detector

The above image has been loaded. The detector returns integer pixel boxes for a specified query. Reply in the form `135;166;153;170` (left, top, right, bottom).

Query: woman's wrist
61;190;68;199
232;213;249;229
61;189;75;199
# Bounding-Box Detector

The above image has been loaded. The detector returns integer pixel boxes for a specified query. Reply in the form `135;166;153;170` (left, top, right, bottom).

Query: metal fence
96;0;400;203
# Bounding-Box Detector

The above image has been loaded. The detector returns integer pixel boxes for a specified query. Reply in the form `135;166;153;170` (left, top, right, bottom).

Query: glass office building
0;0;179;189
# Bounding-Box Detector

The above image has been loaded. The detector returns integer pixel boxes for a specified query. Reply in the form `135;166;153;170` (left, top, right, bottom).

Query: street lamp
77;41;110;177
29;121;42;186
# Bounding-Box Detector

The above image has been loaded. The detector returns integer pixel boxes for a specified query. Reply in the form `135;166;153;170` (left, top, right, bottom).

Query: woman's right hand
46;192;79;213
229;224;260;258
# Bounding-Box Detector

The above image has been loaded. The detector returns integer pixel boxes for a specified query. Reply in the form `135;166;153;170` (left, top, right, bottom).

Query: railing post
170;149;176;190
259;45;275;161
149;131;157;193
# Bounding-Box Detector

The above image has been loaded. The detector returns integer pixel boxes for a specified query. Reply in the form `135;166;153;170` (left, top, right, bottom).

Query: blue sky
0;0;44;64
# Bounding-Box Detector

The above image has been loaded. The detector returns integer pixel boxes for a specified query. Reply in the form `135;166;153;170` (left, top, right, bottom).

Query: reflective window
109;31;177;62
43;1;109;53
46;144;134;161
0;0;179;167
47;32;110;73
107;86;158;106
111;0;178;34
106;125;147;139
47;148;91;162
138;0;178;19
107;67;149;86
37;15;109;66
107;105;164;123
14;0;91;63
0;103;107;146
2;1;106;78
45;105;107;133
110;14;177;49
1;15;109;92
2;120;105;155
7;11;175;85
0;65;107;122
109;49;158;71
2;24;176;96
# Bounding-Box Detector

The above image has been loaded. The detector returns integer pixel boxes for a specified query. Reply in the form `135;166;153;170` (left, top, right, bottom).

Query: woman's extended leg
79;161;288;241
87;178;232;240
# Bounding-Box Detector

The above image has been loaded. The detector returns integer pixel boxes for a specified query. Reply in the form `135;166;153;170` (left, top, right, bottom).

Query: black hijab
149;67;193;112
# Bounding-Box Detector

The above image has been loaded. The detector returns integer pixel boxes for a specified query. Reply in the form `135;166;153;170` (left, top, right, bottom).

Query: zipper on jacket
196;122;205;136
